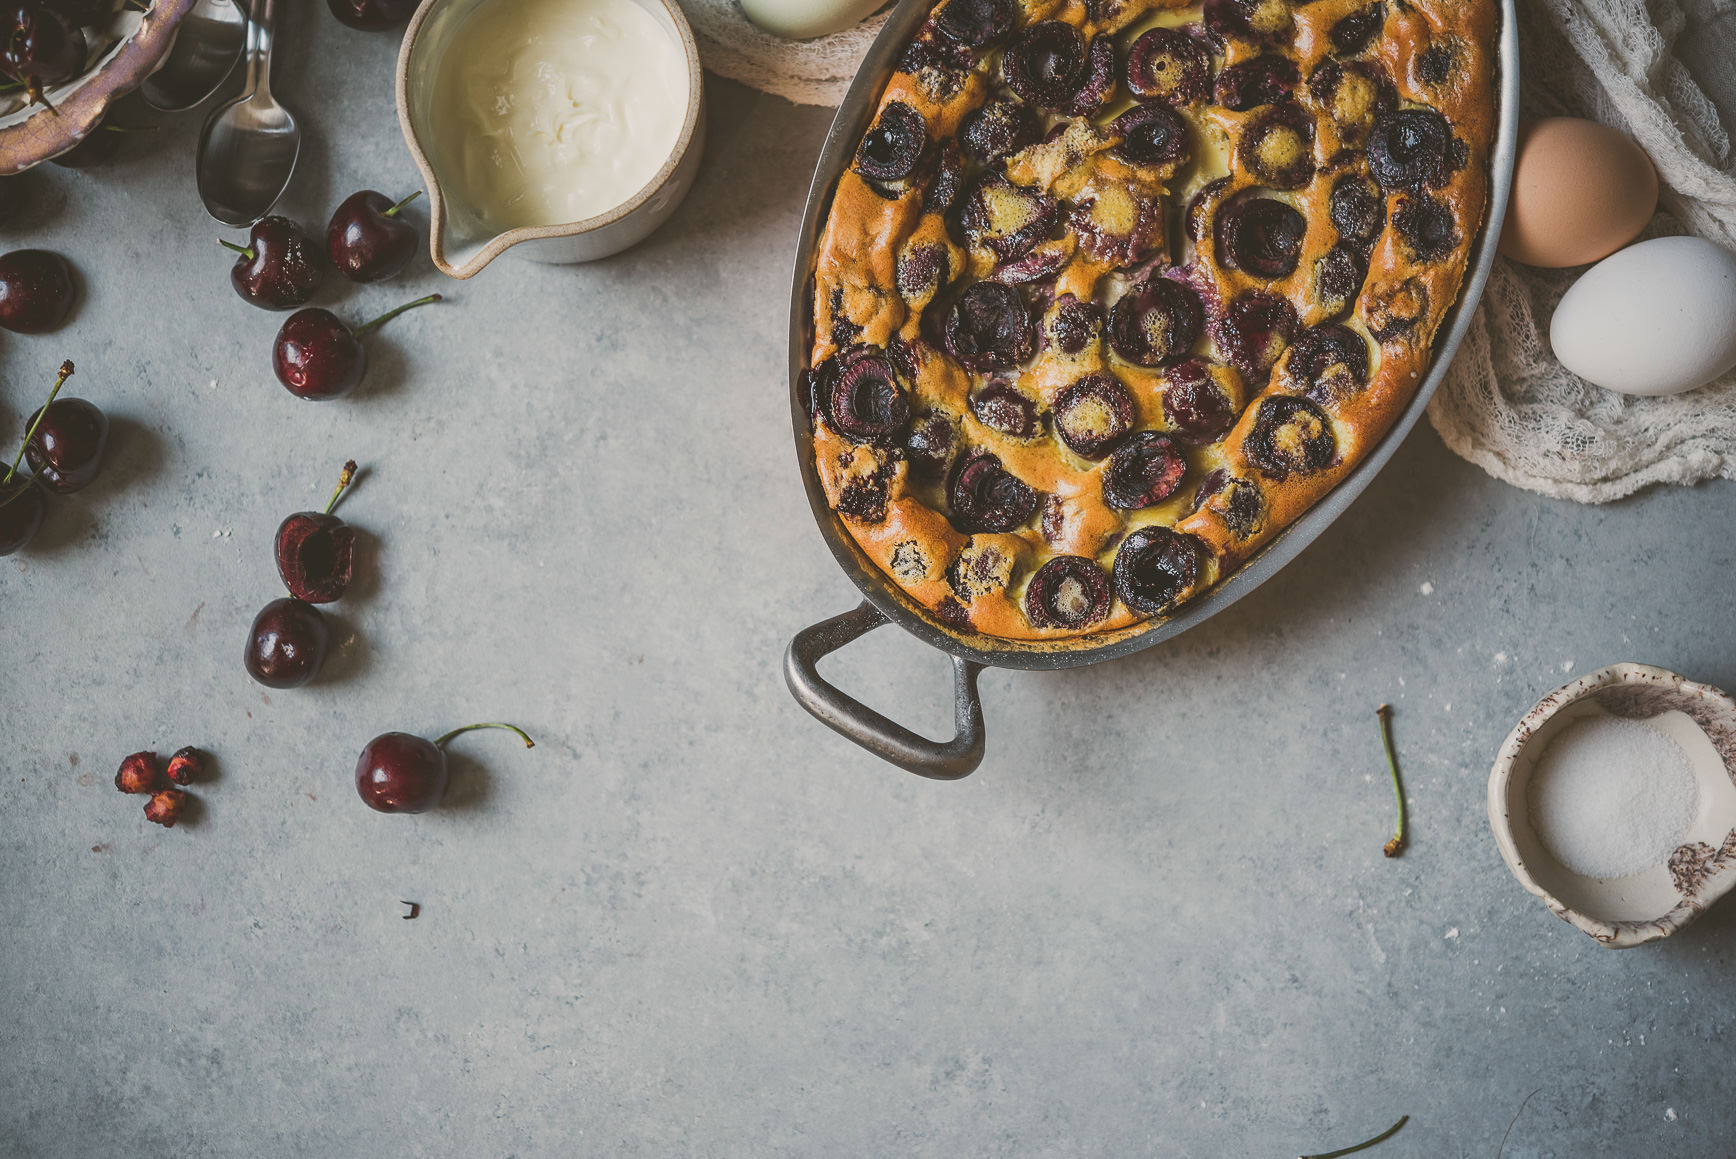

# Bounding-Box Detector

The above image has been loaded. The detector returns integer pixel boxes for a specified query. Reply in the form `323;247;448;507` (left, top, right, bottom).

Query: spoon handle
242;0;278;100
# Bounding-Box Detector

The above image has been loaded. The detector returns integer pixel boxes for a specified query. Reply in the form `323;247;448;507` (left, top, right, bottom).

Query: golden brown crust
808;0;1497;644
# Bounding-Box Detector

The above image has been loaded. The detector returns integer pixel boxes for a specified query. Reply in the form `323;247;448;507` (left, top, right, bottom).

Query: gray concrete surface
2;9;1734;1158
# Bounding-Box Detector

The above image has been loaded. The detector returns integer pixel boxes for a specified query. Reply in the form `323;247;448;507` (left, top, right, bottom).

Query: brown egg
1499;117;1658;268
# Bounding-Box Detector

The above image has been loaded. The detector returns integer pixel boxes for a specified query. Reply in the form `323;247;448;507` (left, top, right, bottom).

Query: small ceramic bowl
1488;663;1736;948
395;0;706;278
0;0;196;174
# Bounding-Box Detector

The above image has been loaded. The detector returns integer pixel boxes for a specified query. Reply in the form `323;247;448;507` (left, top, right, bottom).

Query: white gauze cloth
1426;0;1736;501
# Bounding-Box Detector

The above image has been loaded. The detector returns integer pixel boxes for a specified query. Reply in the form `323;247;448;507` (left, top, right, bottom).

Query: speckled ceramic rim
786;0;1522;673
395;0;704;279
1488;663;1736;948
0;0;198;175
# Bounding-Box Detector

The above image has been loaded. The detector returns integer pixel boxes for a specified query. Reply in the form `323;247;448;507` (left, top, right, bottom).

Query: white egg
1550;235;1736;396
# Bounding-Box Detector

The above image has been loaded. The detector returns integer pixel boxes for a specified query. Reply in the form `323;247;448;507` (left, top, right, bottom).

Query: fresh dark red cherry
326;0;418;30
327;189;422;283
0;248;75;332
244;597;330;688
0;470;44;555
220;215;321;310
355;722;534;814
0;359;71;550
276;460;358;603
273;293;440;401
24;395;105;493
0;4;86;103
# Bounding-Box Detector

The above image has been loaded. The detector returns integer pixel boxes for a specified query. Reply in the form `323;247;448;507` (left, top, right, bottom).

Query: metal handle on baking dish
784;601;986;780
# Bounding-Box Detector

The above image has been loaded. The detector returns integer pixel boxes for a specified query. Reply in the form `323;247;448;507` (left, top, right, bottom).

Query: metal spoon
196;0;298;226
140;0;246;112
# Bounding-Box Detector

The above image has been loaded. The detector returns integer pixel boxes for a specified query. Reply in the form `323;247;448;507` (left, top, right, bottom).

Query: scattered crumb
208;379;218;390
1494;652;1509;666
306;792;317;802
185;602;205;632
69;753;79;766
1445;927;1460;940
1562;660;1575;672
1419;581;1435;596
260;693;271;706
1665;1108;1677;1122
401;901;420;920
91;844;110;853
75;773;93;786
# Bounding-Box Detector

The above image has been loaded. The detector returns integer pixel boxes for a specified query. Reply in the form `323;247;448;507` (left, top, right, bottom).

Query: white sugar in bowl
1550;235;1736;396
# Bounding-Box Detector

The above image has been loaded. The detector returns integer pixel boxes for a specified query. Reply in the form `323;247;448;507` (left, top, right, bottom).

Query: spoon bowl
141;0;246;113
196;0;298;225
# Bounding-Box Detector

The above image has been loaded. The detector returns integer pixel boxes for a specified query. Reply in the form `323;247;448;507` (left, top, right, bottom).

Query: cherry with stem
355;722;535;814
276;459;360;602
0;361;73;555
274;293;441;401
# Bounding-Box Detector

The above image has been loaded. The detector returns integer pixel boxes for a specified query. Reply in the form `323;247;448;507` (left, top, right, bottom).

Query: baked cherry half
932;0;1014;47
0;249;75;333
948;451;1037;533
1205;0;1294;45
1216;196;1307;278
273;294;441;401
276;460;359;603
1110;104;1190;169
1053;373;1134;459
1102;429;1187;509
1161;359;1238;446
1001;21;1114;114
327;190;422;283
221;216;321;309
1284;324;1370;404
944;281;1032;371
1025;555;1112;630
959;98;1041;165
1124;27;1210;105
355;722;534;814
1215;291;1298;380
1330;3;1387;55
971;380;1040;438
855;102;928;183
1244;394;1337;478
1213;55;1298;112
1112;525;1202;616
1329;174;1386;246
244;597;330;689
1368;107;1454;189
814;345;910;444
1109;278;1202;367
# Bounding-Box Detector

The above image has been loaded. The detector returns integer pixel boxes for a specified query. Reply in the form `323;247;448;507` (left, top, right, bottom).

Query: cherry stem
354;293;441;339
1378;704;1406;858
433;722;535;750
386;190;423;218
218;238;255;260
5;360;73;486
324;460;358;515
1300;1115;1408;1159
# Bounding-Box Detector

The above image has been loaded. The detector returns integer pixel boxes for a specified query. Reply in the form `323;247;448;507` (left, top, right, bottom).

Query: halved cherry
959;98;1041;165
837;452;891;523
1213;55;1298;112
1312;242;1367;318
1102;430;1187;509
1110;104;1190;169
1047;294;1102;355
1071;182;1163;267
1025;556;1112;630
959;174;1058;264
1161;359;1238;445
925;138;965;214
1329;3;1386;55
1112;526;1202;616
1109;278;1202;367
932;0;1014;47
1308;61;1396;142
971;380;1040;438
1192;468;1266;538
944;282;1033;371
991;242;1071;285
1205;0;1294;45
1002;22;1114;114
1368;107;1453;189
1053;373;1134;459
1366;276;1428;341
1215;291;1297;380
1283;324;1370;404
948;451;1037;533
275;461;359;604
905;410;962;478
855;101;927;183
896;242;951;307
1186;177;1231;246
1329;174;1386;246
1216;196;1307;278
1244;395;1337;478
1392;193;1458;261
947;538;1015;602
1125;27;1210;105
823;347;910;443
1242;105;1315;189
